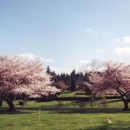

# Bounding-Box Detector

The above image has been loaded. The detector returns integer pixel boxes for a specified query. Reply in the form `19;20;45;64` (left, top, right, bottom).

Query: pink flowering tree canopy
0;54;61;110
85;61;130;111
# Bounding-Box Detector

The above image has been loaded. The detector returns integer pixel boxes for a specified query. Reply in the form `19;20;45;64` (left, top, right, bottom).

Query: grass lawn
0;108;130;130
0;91;130;130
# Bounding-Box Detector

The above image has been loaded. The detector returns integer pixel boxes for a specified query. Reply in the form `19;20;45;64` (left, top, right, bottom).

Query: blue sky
0;0;130;73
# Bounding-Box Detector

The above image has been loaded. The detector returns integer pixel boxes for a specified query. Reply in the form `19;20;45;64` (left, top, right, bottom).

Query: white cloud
17;53;54;63
115;38;122;43
17;53;36;60
43;59;54;63
85;28;92;33
115;36;130;44
79;60;92;64
114;47;130;56
50;67;71;74
58;60;66;64
50;67;61;72
122;36;130;44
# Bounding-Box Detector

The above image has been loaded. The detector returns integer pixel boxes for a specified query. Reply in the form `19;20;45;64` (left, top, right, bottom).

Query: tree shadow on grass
0;107;35;114
81;125;110;130
41;108;130;114
0;110;34;114
107;99;122;103
82;123;130;130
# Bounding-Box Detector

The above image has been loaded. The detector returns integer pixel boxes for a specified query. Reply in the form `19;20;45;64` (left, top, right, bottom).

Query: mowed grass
0;108;130;130
0;91;130;130
0;101;130;130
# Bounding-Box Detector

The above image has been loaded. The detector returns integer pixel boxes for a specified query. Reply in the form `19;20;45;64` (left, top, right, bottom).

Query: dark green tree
46;65;51;74
70;78;76;91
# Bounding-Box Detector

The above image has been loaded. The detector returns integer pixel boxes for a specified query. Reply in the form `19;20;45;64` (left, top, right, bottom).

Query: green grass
58;91;78;97
0;108;130;130
0;91;130;130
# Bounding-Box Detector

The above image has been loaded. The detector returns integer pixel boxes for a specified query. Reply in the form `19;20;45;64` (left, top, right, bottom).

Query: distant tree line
46;60;130;111
46;66;90;93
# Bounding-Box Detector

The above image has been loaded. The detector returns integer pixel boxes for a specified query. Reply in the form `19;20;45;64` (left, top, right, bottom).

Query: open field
0;91;130;130
0;100;130;130
0;106;130;130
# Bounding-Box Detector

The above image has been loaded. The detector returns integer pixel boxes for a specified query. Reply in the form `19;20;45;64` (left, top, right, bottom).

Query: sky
0;0;130;74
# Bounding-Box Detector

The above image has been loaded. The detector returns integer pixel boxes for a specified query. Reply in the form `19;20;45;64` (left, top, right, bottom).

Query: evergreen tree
70;69;76;91
70;78;76;91
46;65;51;74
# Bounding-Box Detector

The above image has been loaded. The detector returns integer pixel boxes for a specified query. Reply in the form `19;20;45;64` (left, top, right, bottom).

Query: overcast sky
0;0;130;73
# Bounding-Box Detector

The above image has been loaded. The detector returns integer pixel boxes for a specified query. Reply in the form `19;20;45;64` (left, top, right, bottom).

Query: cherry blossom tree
52;81;68;91
86;61;130;111
0;54;61;111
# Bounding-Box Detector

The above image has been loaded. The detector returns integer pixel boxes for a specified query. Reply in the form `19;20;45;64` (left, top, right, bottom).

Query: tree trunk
0;98;3;106
123;100;129;111
90;94;93;108
5;99;17;111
